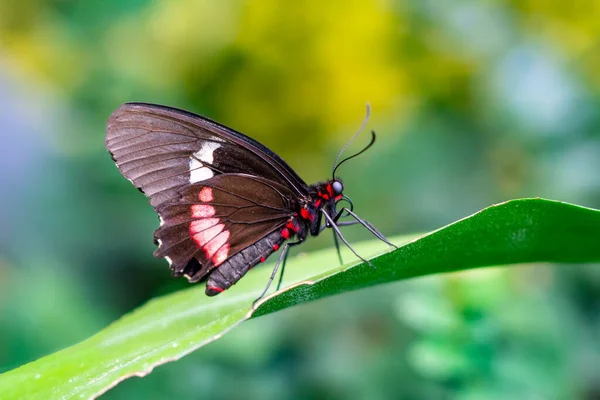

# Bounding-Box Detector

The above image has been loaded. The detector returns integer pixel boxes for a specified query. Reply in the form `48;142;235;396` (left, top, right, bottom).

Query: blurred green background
1;0;600;398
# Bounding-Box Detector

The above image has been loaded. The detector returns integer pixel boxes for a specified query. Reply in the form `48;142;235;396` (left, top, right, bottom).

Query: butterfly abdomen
205;230;289;296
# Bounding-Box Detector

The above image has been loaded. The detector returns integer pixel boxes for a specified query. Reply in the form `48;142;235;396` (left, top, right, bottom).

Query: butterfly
106;103;394;300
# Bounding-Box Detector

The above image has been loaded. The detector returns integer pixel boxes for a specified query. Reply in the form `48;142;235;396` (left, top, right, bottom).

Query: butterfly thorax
293;179;344;238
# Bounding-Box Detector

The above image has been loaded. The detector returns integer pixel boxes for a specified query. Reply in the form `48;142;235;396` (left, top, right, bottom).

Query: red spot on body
191;204;215;218
213;243;230;266
207;285;224;294
315;199;321;207
335;194;343;201
281;228;290;239
204;231;230;259
260;257;266;263
198;187;213;202
320;192;330;200
326;183;334;196
285;219;300;232
300;207;312;221
273;244;279;251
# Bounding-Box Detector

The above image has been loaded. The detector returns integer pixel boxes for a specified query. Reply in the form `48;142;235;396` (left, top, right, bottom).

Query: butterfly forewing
106;103;307;208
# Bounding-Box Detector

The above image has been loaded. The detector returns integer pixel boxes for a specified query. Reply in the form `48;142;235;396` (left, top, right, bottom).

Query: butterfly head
326;179;347;217
313;179;344;204
302;179;345;235
308;179;345;220
332;180;344;196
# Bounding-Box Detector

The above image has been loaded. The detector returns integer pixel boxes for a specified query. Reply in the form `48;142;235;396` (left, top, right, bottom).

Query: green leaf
2;198;599;399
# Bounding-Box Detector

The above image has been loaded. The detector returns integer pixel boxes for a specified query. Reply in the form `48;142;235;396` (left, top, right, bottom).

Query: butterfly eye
332;180;343;195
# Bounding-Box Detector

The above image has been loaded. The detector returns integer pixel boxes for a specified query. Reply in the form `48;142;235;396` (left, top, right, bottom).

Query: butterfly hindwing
154;174;296;282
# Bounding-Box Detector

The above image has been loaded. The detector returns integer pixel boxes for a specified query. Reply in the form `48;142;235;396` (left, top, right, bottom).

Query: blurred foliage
0;0;599;399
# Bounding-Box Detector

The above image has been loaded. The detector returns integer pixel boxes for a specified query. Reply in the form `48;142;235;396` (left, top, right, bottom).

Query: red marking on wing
203;231;230;259
199;187;213;202
273;244;279;251
213;243;230;266
191;204;216;218
190;218;220;233
281;228;290;239
260;256;266;263
189;195;232;265
315;199;321;207
190;219;223;246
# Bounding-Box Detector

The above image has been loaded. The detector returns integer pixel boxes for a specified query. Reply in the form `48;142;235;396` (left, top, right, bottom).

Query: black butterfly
106;103;394;300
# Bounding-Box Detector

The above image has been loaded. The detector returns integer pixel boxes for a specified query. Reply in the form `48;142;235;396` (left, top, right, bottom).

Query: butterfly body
107;102;389;298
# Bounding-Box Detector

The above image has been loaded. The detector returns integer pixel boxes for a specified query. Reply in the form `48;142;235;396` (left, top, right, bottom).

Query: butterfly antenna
332;103;375;179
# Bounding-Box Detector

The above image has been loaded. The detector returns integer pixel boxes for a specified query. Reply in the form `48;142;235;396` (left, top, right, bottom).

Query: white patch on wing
155;238;172;266
209;135;226;143
189;142;221;183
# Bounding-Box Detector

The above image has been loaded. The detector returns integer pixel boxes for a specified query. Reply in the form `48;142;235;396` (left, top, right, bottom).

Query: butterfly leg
332;230;343;266
321;210;375;269
319;206;354;233
335;208;397;249
316;221;344;266
254;240;302;305
275;240;303;291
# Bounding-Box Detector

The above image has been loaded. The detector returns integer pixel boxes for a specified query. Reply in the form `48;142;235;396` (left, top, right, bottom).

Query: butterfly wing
106;103;306;286
106;102;308;208
153;174;295;281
